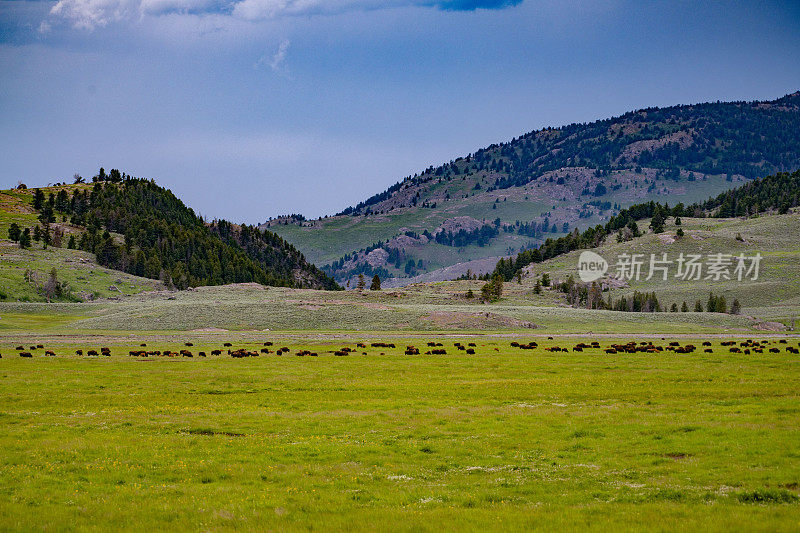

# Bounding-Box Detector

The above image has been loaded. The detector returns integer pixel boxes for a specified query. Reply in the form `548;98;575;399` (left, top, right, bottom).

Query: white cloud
43;0;522;30
139;0;226;15
49;0;138;30
46;0;221;30
254;39;291;76
231;0;395;21
270;39;289;71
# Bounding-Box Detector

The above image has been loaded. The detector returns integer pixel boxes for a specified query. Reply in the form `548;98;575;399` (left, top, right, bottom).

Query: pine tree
650;207;665;233
32;188;45;210
481;274;503;302
694;300;703;312
730;298;741;315
55;189;69;212
19;228;31;249
357;273;366;291
707;292;716;312
681;301;689;312
8;222;20;242
370;275;381;291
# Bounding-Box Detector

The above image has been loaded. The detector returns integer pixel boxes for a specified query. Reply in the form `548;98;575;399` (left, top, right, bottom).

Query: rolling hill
2;208;796;333
0;175;339;302
263;91;800;287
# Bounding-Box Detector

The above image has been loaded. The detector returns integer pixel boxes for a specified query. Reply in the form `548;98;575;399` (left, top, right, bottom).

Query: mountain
1;174;339;301
263;91;800;287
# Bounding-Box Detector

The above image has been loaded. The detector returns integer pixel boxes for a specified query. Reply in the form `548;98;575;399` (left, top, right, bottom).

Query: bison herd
2;338;798;359
506;338;800;355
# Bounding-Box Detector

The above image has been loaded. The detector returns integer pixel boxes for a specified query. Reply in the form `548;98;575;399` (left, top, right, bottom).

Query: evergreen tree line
24;178;340;290
699;170;800;217
551;276;741;315
434;224;499;247
507;218;568;237
492;169;800;282
553;276;662;312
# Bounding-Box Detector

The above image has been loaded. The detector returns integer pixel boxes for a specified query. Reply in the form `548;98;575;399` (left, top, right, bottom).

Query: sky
1;1;800;223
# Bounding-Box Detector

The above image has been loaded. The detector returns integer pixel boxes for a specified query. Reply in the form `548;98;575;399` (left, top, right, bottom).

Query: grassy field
0;282;770;334
0;241;161;302
1;335;799;531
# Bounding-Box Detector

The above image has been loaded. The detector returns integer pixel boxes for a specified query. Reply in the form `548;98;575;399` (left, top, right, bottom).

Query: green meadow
1;337;799;531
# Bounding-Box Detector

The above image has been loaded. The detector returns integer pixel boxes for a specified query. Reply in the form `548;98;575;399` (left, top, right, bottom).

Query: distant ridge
265;91;800;287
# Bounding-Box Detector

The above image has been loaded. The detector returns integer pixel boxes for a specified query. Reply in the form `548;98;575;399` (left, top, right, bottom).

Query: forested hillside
5;174;340;292
343;91;800;214
266;92;800;286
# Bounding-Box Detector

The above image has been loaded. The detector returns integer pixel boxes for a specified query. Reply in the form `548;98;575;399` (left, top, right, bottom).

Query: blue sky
1;0;799;223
